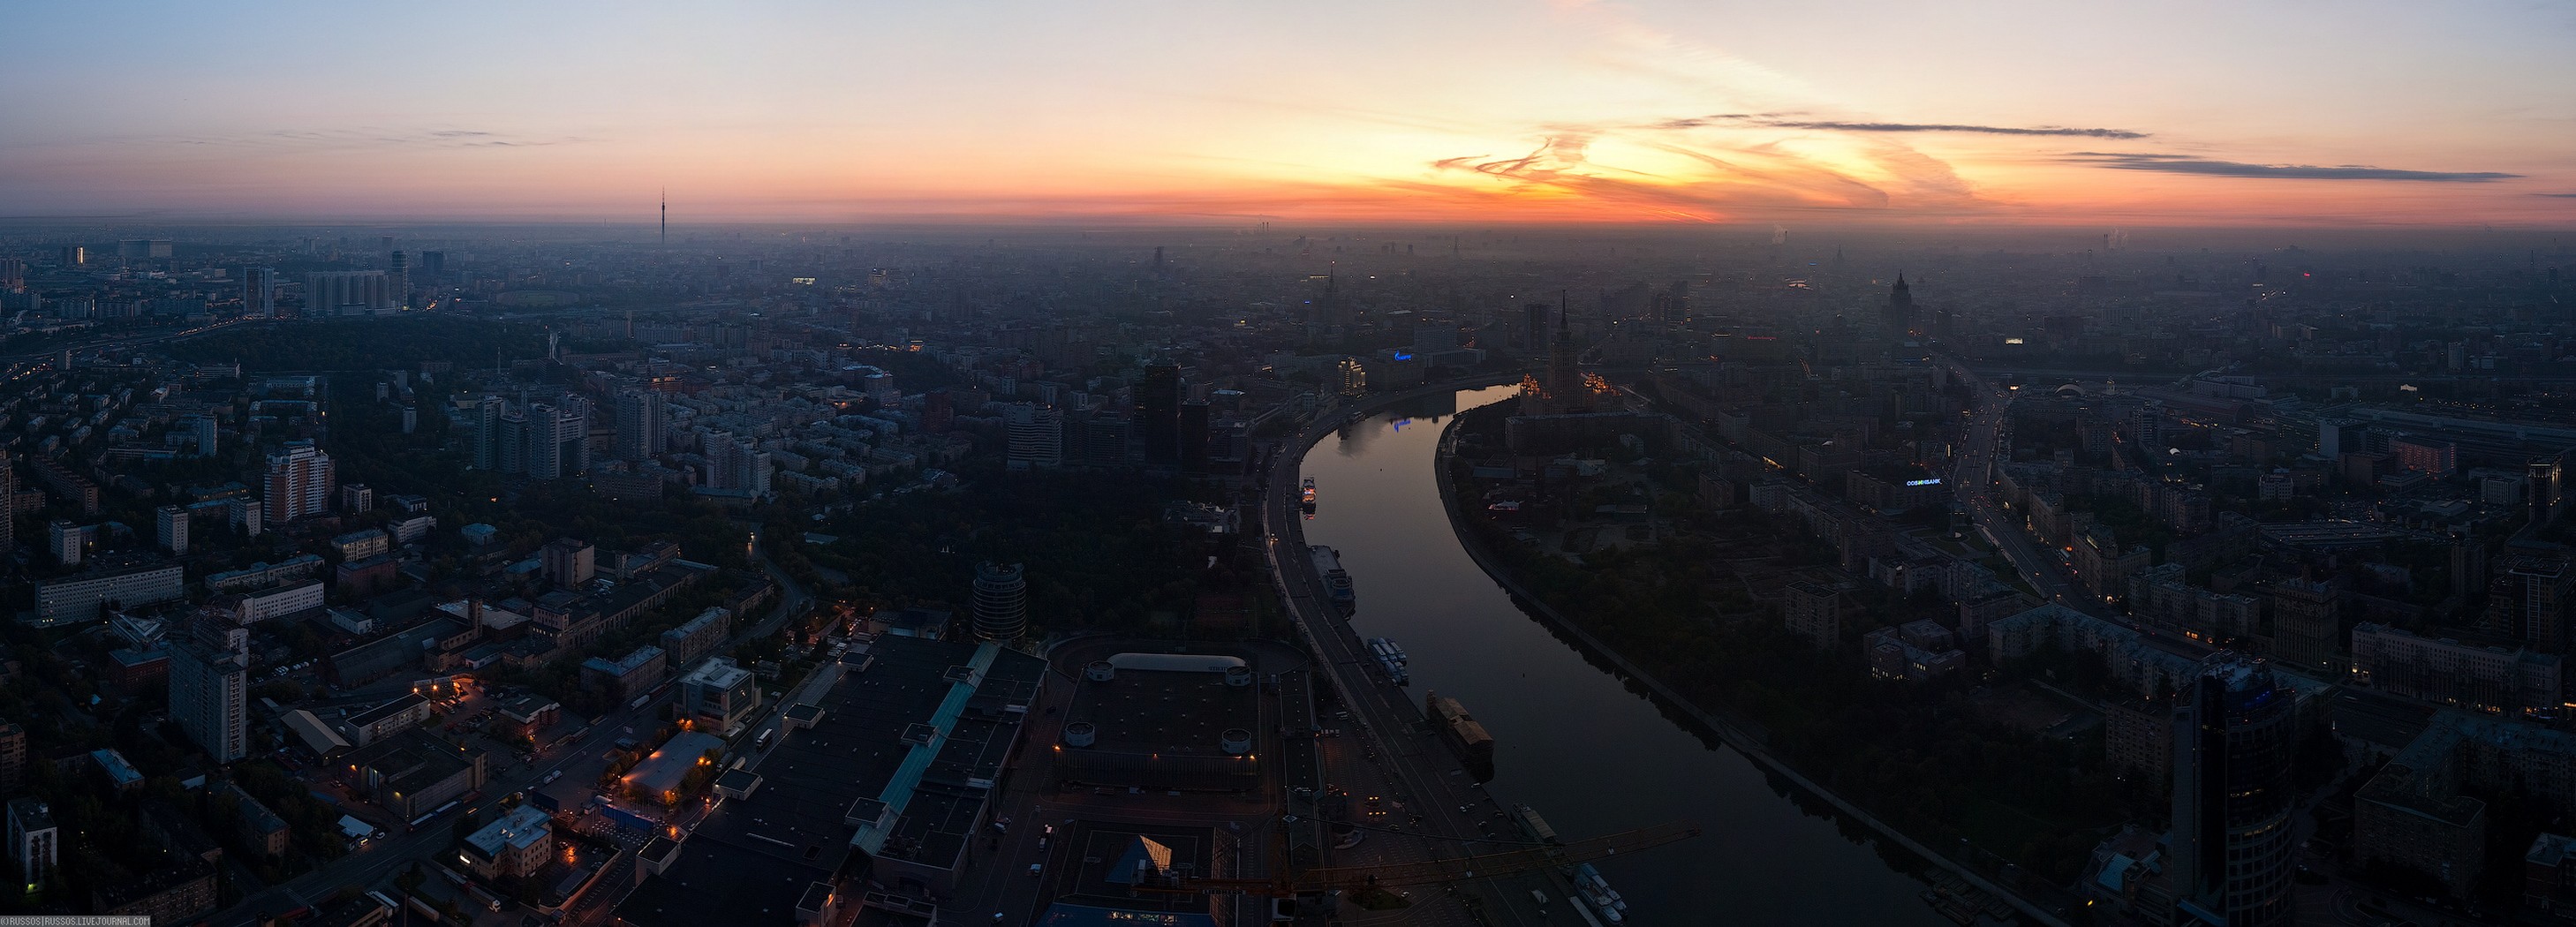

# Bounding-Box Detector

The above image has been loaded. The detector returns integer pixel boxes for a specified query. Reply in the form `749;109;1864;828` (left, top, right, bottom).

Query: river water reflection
1297;386;1945;926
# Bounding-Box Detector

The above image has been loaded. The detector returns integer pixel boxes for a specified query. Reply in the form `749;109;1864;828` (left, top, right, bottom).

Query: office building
1003;403;1063;470
0;722;22;793
169;622;251;764
2171;655;2297;927
972;561;1029;642
263;441;336;524
678;657;761;733
8;798;57;898
156;505;188;554
0;457;11;555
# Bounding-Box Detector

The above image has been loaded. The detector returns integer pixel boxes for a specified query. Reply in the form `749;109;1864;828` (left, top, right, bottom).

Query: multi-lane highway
1939;357;2090;612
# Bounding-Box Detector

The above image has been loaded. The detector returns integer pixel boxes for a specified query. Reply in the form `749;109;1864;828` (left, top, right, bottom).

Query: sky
4;0;2573;226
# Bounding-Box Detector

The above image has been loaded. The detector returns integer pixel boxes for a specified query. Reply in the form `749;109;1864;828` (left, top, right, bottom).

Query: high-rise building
302;270;393;316
522;403;580;479
1137;360;1182;464
243;267;276;317
972;561;1029;643
1179;399;1211;473
0;258;25;289
262;441;336;524
0;456;12;556
616;388;665;461
420;250;444;274
387;251;410;309
472;395;506;470
7;797;56;898
156;505;188;555
0;721;22;794
187;415;219;457
47;520;90;567
2171;655;2297;927
1003;403;1063;470
169;621;250;764
2492;554;2574;652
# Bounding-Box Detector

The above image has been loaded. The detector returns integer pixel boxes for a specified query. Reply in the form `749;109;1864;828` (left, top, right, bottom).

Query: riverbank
1430;408;2076;927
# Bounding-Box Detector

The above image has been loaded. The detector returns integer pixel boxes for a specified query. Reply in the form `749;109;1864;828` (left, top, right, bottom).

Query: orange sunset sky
4;0;2573;226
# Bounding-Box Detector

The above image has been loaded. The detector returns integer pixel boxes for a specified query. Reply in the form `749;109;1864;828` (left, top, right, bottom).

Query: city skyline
4;0;2574;226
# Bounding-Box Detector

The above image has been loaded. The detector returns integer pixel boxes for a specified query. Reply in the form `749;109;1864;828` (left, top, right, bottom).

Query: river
1298;385;1947;927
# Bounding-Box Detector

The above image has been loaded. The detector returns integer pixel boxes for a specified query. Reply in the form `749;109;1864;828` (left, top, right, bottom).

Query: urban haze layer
0;222;2573;927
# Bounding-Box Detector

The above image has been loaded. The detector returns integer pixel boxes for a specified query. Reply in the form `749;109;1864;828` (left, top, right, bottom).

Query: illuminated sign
1392;352;1414;360
1904;479;1943;487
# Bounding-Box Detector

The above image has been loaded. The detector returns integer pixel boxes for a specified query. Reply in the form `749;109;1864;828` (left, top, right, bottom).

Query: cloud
1654;114;2148;139
2066;152;2521;182
2534;192;2576;198
1424;127;1998;221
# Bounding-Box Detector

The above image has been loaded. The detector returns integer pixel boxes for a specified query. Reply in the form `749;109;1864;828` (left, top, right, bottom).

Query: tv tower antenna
660;188;667;248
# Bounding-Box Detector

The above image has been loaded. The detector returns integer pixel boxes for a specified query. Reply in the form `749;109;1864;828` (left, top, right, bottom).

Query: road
1939;356;2092;613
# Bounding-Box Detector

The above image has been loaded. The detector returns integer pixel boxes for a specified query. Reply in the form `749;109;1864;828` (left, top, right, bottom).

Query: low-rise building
31;561;185;627
93;856;216;924
2531;833;2576;923
238;580;326;622
343;693;430;746
460;804;554;879
660;607;731;667
583;645;668;704
678;658;761;733
343;729;487;821
2350;623;2564;717
2354;762;2487;899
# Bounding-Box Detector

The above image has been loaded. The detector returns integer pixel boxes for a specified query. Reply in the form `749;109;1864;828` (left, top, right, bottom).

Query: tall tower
661;188;667;249
1882;275;1915;336
972;562;1030;643
2171;654;2297;927
1545;292;1583;409
387;251;410;309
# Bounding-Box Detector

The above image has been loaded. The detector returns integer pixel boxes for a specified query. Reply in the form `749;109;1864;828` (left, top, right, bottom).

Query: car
1028;863;1042;877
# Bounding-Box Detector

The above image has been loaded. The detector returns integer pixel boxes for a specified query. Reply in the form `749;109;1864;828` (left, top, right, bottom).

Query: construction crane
1140;819;1701;898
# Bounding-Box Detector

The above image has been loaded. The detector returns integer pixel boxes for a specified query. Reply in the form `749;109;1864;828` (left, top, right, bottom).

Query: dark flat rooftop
1066;669;1258;757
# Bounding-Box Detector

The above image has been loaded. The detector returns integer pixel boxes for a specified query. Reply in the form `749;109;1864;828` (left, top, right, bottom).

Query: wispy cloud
2534;192;2576;198
1652;114;2149;139
1424;128;1991;221
162;128;576;151
2066;152;2521;182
